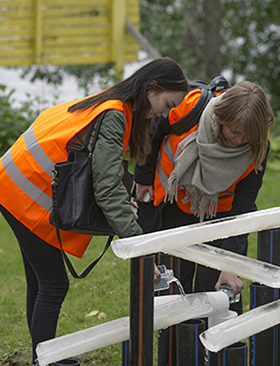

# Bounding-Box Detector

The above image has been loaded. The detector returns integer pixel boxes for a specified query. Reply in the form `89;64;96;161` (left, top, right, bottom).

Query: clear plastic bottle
154;264;174;291
219;283;240;304
154;265;186;297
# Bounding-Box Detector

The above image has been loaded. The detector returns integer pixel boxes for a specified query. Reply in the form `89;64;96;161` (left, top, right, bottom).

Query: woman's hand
215;271;244;296
136;184;154;202
154;263;161;284
130;201;139;219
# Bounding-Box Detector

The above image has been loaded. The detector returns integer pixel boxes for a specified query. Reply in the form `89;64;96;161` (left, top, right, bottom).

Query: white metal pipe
167;243;280;288
200;299;280;353
111;207;280;260
36;292;227;366
208;310;237;328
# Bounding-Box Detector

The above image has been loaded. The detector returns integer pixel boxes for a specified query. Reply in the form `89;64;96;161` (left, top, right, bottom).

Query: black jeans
0;205;69;363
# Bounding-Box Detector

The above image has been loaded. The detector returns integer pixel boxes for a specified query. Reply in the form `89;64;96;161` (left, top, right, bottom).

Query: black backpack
164;75;231;136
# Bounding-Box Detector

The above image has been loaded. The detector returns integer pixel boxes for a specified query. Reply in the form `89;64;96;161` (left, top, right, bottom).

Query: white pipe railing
112;207;280;260
36;292;227;366
200;299;280;352
166;243;280;288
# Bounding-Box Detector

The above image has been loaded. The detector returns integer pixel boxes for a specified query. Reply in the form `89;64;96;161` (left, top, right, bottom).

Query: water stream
170;277;186;298
154;265;186;298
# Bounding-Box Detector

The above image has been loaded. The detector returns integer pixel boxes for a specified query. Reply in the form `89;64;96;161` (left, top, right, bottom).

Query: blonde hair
214;81;274;171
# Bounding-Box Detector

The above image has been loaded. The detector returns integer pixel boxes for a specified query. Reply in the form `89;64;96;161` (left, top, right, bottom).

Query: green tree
140;0;222;80
0;85;46;155
140;0;280;111
221;0;280;110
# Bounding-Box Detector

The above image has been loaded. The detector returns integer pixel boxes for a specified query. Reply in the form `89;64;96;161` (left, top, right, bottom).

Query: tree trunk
204;0;222;78
182;0;222;80
182;0;206;79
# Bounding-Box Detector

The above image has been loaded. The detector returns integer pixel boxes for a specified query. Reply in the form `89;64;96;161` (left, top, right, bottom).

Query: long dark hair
69;58;189;164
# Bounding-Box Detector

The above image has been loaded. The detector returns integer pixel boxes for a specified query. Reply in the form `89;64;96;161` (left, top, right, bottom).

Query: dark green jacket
88;110;143;238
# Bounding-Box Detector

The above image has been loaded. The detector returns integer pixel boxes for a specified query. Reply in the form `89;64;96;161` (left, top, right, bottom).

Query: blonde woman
135;80;274;315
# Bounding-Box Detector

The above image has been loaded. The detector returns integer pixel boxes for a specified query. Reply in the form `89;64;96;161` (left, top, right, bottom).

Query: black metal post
253;228;280;366
156;253;180;366
177;319;206;366
129;255;154;366
122;341;129;366
257;229;280;265
208;342;247;366
249;282;279;366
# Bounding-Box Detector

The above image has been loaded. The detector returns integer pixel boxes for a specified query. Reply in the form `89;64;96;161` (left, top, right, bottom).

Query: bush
0;85;47;156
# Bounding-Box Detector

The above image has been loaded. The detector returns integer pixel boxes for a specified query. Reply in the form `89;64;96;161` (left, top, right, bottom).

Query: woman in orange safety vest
135;81;274;316
0;58;189;364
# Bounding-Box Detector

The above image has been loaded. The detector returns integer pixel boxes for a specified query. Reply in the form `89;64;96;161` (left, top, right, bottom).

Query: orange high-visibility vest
153;89;255;213
0;98;132;258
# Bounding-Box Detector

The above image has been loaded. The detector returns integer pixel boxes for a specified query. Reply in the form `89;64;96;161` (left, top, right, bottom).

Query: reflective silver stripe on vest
24;124;54;178
1;126;53;212
157;136;175;190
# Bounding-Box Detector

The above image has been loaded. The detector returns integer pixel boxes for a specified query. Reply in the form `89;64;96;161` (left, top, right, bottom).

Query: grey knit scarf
165;96;252;221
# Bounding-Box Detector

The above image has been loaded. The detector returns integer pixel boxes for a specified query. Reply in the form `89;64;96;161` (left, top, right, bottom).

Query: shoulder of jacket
102;109;126;130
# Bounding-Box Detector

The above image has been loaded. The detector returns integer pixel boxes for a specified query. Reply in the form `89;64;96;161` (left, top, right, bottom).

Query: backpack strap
187;75;231;92
209;75;231;92
169;89;213;135
187;78;211;90
169;75;231;136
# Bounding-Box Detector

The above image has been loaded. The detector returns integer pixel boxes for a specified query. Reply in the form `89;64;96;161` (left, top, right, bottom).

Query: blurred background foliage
0;85;48;156
0;0;279;164
0;2;279;363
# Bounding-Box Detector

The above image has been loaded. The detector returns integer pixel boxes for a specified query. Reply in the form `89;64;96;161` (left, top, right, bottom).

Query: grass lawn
0;167;280;366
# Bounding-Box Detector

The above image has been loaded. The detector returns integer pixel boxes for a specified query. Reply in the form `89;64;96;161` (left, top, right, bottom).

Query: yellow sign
0;0;139;69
